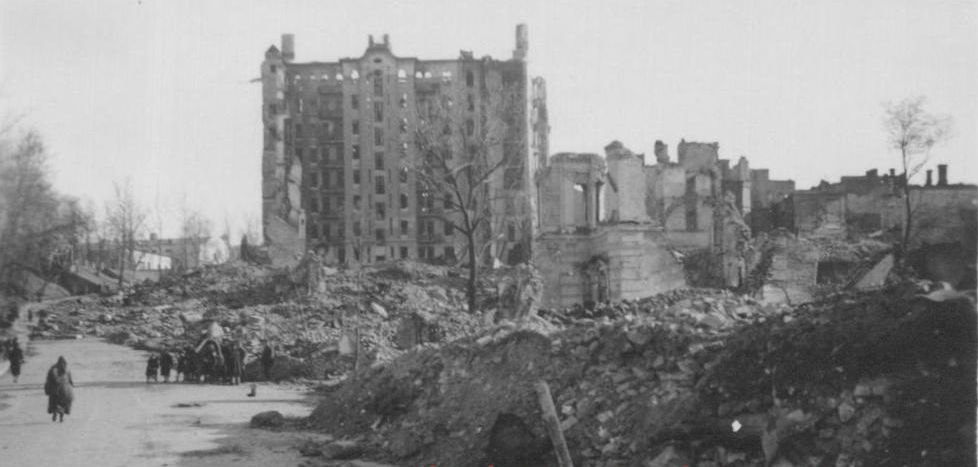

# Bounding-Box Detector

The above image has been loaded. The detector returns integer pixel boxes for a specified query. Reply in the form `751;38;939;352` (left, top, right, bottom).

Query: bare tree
105;178;146;289
410;80;526;312
883;97;952;250
0;130;90;297
179;205;211;270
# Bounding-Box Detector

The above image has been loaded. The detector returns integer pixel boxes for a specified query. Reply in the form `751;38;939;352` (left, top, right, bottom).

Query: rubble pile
308;283;975;466
29;260;490;380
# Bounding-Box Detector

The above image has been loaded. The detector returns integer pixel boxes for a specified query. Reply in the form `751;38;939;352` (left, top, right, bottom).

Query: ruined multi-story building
261;25;547;266
534;139;778;307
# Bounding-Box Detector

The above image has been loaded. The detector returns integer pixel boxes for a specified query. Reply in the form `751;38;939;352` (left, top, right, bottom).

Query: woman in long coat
226;340;244;385
8;340;24;383
44;356;74;423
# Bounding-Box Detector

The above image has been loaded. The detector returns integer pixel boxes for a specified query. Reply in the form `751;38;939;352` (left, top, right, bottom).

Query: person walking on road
146;354;160;383
8;339;24;383
260;341;275;382
227;340;244;385
160;350;174;383
44;356;74;423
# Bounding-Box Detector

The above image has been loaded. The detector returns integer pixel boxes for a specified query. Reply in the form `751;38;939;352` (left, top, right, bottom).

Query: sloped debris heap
308;284;976;467
28;260;486;379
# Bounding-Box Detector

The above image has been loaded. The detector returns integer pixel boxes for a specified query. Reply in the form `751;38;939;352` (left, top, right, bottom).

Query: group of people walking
146;339;253;385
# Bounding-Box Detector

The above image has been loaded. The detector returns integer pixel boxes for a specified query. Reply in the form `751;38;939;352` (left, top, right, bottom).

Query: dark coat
160;352;174;375
8;346;23;376
45;365;74;415
146;355;160;377
227;344;244;377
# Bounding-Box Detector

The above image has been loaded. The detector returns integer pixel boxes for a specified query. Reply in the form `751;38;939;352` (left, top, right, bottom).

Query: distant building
260;25;547;267
789;164;977;248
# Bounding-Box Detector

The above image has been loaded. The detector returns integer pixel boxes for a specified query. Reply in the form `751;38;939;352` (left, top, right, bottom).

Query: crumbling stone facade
534;139;783;307
261;25;547;267
535;153;685;307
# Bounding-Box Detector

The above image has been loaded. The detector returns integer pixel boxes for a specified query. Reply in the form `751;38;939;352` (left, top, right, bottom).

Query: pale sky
1;0;975;238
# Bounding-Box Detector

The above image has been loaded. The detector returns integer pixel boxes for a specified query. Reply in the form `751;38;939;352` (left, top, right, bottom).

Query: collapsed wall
534;226;687;308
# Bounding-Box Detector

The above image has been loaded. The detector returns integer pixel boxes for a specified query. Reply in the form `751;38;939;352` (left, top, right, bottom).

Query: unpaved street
0;338;327;467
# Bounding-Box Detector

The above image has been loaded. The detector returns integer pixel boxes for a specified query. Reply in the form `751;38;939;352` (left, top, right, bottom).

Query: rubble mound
308;285;976;466
28;260;488;381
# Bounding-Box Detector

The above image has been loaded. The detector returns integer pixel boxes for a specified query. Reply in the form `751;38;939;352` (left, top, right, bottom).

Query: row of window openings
349;246;455;263
283;68;476;87
292;97;476;138
309;193;451;218
320;219;451;239
299;143;408;163
313;218;515;245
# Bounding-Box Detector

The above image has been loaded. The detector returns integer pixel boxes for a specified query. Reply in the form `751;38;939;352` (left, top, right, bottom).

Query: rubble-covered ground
308;284;976;467
24;258;977;467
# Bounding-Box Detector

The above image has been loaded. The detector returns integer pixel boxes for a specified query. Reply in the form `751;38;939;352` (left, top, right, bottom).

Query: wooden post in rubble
535;380;574;467
351;327;360;381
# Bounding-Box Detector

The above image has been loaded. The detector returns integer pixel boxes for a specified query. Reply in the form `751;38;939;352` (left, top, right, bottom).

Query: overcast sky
1;0;975;237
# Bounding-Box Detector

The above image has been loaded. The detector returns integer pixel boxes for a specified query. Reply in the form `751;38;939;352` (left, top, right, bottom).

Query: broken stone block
250;410;285;428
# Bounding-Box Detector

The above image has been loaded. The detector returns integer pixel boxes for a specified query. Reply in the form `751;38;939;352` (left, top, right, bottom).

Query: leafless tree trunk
410;81;527;312
105;178;146;290
883;96;952;251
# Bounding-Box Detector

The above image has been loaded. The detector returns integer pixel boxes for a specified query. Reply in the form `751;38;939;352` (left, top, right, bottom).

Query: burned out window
351;94;359;110
373;70;383;96
465;71;474;87
374;101;383;122
352;120;360;136
353;170;360;185
400;193;409;209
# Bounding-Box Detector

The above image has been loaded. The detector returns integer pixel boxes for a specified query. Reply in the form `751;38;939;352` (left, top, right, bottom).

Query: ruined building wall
262;41;307;266
534;227;686;308
603;141;649;223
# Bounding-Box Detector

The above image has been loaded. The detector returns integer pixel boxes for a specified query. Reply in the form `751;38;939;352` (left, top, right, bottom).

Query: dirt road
0;338;329;467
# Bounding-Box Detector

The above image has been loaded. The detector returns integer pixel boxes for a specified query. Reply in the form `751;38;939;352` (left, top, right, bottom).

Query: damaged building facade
534;139;787;308
261;25;547;266
791;164;977;245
